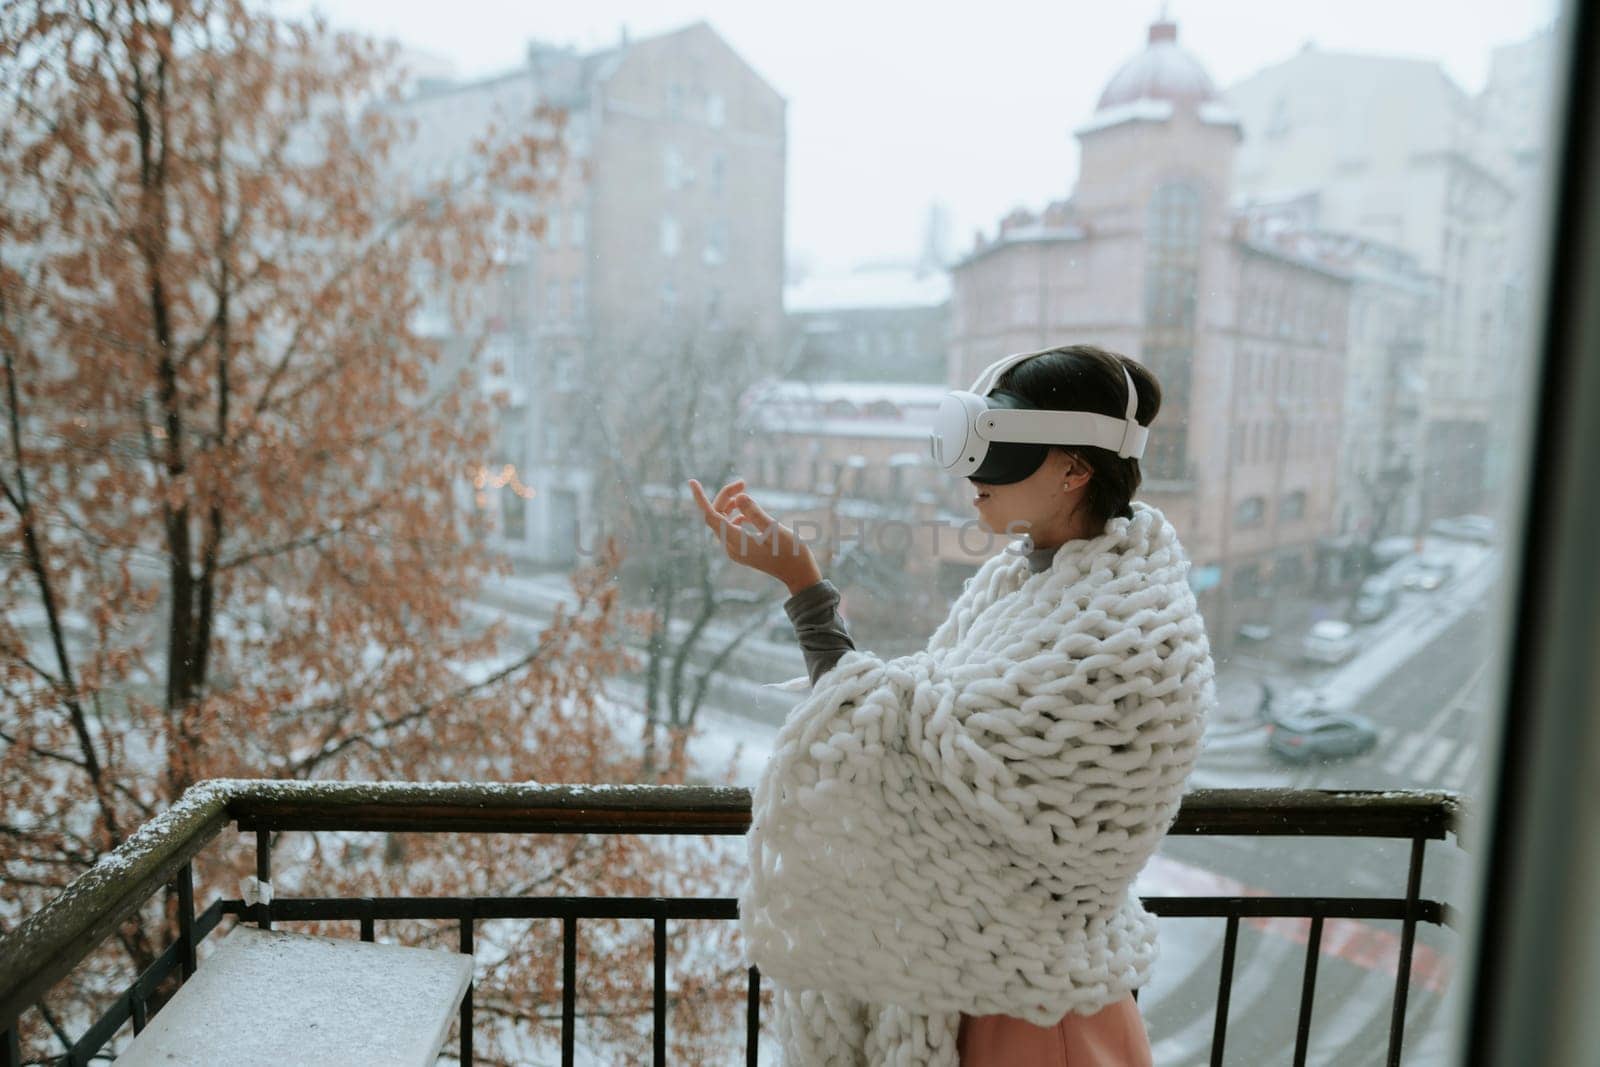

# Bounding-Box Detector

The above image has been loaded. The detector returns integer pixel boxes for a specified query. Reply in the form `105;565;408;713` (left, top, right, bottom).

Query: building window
664;145;686;190
545;281;562;321
660;215;680;257
565;114;590;156
484;333;515;378
706;91;726;128
704;219;727;266
706;287;723;330
1231;562;1263;599
1147;184;1203;308
569;278;585;320
667;82;684;117
849;458;867;495
1142;182;1202;481
1273;549;1306;588
501;487;526;542
1266;95;1290;139
570;208;585;246
544;210;561;247
710;151;726;196
1281;490;1307;521
553;348;578;392
660;279;678;315
1235;495;1266;527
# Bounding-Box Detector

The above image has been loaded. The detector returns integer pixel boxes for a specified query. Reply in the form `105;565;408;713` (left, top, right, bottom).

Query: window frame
1460;6;1600;1065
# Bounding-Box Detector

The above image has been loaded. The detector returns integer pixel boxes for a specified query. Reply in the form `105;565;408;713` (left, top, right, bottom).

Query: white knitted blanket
738;501;1216;1066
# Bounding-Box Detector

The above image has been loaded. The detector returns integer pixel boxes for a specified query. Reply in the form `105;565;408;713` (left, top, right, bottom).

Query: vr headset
927;348;1149;485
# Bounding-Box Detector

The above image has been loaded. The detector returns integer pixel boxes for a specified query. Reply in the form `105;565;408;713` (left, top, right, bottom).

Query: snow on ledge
116;926;472;1067
1073;98;1174;135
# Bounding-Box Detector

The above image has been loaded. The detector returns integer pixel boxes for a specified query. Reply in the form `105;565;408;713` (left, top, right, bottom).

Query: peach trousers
957;993;1153;1066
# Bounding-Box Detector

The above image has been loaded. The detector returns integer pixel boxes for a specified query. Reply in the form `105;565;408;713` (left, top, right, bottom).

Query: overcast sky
279;0;1561;273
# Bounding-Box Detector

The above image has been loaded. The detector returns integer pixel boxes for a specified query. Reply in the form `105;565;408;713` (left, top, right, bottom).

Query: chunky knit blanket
738;501;1216;1066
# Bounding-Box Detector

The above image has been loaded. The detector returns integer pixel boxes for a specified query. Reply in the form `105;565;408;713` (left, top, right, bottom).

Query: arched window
1142;182;1203;479
1235;495;1266;527
1149;184;1203;253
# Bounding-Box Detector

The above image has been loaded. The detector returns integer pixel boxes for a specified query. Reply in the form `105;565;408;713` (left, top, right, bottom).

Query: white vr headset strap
968;352;1145;459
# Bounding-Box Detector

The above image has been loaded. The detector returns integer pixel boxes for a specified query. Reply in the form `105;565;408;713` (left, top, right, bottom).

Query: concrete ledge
116;926;472;1067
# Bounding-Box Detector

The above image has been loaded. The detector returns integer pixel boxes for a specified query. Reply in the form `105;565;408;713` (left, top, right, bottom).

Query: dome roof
1096;20;1218;112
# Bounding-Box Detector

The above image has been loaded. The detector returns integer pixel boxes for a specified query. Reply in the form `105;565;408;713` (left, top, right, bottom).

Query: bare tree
568;315;798;780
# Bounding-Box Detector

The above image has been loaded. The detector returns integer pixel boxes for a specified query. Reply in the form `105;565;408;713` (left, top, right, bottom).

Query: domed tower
1072;18;1242;486
1073;17;1241;226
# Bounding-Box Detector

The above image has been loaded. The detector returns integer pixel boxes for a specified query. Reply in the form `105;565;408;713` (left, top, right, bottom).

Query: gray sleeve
782;578;857;687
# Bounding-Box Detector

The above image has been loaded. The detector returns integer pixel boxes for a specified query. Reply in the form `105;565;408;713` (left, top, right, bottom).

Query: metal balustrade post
562;916;577;1067
459;915;474;1067
1209;915;1240;1067
1292;915;1326;1067
653;911;668;1067
747;965;761;1067
255;829;272;931
177;862;197;980
1387;835;1427;1066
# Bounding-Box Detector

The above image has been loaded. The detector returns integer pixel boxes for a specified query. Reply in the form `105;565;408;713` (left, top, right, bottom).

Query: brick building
1225;44;1518;524
394;22;786;565
949;18;1354;646
783;265;950;385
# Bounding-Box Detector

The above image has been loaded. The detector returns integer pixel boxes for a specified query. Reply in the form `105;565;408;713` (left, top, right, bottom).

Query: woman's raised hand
687;477;823;595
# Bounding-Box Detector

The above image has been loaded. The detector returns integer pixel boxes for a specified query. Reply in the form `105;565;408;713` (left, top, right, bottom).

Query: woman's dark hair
992;344;1163;528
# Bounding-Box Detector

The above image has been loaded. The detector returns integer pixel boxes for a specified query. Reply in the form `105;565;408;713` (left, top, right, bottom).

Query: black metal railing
0;780;1465;1067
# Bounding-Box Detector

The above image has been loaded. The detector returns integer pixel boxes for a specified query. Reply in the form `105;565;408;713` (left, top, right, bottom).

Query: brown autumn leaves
0;2;754;1061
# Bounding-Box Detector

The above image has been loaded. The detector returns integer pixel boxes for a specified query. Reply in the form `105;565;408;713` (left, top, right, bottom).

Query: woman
688;344;1216;1066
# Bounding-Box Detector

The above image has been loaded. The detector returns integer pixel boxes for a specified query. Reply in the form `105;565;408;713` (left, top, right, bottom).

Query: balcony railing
0;781;1465;1067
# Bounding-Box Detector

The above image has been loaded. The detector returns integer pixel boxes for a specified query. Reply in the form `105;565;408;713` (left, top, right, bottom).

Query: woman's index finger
689;480;721;527
713;477;746;513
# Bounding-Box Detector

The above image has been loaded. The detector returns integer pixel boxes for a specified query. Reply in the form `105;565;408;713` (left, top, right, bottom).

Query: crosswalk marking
1370;726;1478;787
1383;731;1428;776
1442;745;1478;790
1413;737;1456;782
1217;719;1481;789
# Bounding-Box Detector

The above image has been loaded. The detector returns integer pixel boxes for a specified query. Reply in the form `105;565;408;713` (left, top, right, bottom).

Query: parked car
1429;514;1497;544
1353;575;1400;623
1301;619;1359;665
1265;683;1357;717
1402;557;1456;591
1237;622;1273;643
1267;707;1380;763
1370;536;1419;569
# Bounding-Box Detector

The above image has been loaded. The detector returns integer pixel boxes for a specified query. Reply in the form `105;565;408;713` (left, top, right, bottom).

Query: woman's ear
1063;453;1091;491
